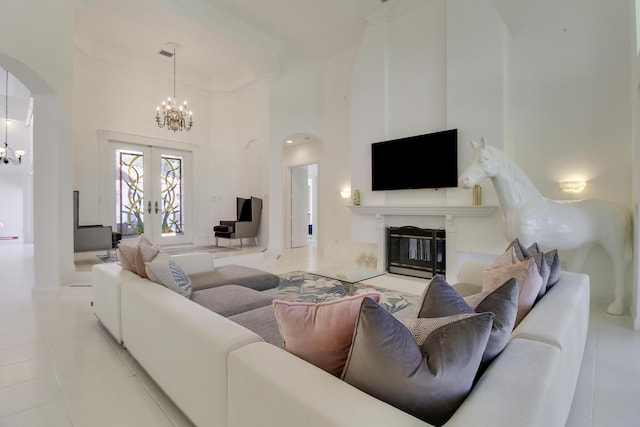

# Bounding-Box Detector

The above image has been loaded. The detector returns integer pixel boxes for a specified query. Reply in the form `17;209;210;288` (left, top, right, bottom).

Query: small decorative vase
473;185;482;206
353;189;360;206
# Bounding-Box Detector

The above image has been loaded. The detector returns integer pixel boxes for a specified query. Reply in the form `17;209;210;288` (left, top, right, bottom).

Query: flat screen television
371;129;458;191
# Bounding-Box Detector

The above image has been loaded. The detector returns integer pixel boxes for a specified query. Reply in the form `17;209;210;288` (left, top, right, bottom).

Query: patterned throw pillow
342;297;493;426
146;254;192;298
273;292;381;376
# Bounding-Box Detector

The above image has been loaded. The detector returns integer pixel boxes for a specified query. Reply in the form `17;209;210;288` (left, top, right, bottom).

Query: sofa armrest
91;263;139;343
228;342;431;427
121;279;263;427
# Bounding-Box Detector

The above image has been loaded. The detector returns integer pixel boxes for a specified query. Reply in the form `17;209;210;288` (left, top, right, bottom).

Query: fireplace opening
387;226;445;279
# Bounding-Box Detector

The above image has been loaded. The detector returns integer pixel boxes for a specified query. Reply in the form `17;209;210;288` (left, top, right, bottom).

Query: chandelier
1;69;25;165
155;46;193;132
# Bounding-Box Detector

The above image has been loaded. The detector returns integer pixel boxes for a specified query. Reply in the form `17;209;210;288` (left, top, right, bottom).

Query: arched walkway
0;53;72;295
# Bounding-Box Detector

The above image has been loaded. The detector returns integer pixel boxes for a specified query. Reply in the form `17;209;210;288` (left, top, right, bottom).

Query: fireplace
387;226;445;279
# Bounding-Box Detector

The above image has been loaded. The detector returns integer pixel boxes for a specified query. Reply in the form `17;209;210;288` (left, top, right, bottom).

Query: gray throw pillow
341;297;493;426
507;237;532;260
527;243;561;290
544;249;561;288
416;275;518;364
531;252;551;298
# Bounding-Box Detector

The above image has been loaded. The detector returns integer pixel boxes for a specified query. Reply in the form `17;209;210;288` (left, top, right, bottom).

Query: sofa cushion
189;265;279;292
483;256;543;326
341;297;493;426
146;253;192;297
117;235;159;278
414;275;518;364
228;305;283;348
191;285;274;317
273;292;381;376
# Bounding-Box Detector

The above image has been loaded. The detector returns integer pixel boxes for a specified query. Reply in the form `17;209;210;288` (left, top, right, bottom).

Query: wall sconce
340;188;351;199
559;180;587;193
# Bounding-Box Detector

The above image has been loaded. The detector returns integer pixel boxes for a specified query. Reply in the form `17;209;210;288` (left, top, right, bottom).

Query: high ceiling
74;0;387;93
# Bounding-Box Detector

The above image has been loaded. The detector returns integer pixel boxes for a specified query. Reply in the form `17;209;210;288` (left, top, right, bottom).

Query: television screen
371;129;458;191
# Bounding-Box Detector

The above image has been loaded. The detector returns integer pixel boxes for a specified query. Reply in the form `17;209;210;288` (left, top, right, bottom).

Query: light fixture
559;180;586;193
1;69;25;165
340;188;351;199
155;44;193;132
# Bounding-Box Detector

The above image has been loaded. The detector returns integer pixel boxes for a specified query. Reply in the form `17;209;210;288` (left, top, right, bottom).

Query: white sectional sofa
92;254;590;427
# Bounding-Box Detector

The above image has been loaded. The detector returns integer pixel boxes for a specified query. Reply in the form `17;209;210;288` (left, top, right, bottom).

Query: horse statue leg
607;257;625;315
569;245;591;272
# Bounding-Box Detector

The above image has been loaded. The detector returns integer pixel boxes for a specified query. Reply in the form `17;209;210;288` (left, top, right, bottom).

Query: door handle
147;201;152;214
155;201;159;214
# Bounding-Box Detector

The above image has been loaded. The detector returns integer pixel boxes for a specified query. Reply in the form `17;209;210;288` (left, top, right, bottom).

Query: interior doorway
288;163;318;248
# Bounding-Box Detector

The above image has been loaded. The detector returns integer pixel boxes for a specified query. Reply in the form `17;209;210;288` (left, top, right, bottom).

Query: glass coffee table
311;265;384;284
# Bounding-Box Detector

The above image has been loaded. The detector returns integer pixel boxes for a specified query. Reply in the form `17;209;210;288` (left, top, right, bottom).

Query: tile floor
1;240;639;426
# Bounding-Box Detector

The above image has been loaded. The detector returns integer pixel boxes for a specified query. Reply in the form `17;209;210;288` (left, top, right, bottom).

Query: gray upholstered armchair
213;196;262;247
73;190;114;253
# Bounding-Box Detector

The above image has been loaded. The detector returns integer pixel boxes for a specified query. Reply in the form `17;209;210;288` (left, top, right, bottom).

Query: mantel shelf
348;205;497;217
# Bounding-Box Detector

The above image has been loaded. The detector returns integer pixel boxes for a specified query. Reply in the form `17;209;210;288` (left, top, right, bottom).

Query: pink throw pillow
273;292;381;376
117;235;160;278
135;243;160;278
117;244;137;273
483;256;543;326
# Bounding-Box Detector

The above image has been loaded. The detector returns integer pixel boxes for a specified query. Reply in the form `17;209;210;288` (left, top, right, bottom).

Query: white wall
498;0;633;303
268;61;325;252
346;0;634;307
73;51;271;249
0;0;75;294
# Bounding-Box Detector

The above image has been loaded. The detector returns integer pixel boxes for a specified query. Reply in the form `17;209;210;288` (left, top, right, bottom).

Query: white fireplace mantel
348;205;496;217
348;204;498;281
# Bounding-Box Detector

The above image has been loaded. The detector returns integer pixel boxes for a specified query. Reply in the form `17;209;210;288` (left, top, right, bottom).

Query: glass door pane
151;148;192;246
159;154;184;236
116;149;146;237
113;145;192;246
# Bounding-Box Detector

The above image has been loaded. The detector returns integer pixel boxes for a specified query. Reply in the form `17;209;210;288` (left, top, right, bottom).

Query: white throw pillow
146;253;193;298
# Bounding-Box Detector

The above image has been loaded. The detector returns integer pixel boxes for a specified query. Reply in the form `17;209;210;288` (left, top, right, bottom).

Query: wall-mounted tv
371;129;458;191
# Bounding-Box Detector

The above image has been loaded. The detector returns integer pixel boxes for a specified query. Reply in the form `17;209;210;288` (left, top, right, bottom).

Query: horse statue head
458;138;496;189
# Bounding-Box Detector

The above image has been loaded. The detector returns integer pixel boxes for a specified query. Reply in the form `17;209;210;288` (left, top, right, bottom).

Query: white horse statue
458;138;632;315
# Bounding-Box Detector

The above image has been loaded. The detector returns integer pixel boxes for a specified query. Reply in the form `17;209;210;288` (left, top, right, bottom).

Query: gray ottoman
189;265;279;292
191;285;275;317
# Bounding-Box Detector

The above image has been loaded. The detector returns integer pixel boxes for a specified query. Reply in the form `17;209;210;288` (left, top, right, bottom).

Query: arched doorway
0;53;70;295
283;133;322;249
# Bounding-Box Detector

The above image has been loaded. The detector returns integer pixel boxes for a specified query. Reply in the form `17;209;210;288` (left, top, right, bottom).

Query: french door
114;144;192;246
